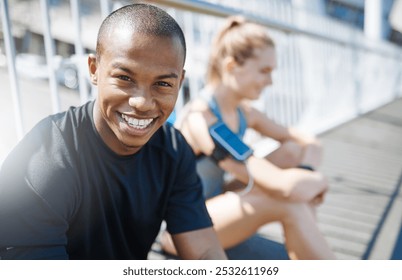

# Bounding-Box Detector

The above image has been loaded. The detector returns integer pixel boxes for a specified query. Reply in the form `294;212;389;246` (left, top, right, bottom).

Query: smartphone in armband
209;121;253;162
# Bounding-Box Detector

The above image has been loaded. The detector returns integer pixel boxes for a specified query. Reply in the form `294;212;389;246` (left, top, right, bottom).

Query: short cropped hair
96;3;186;64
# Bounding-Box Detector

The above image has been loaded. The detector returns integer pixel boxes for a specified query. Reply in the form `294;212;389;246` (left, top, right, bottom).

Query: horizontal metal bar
148;0;402;59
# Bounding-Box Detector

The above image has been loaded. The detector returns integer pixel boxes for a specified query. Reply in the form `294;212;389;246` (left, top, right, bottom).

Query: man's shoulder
0;105;86;220
148;123;193;159
1;102;94;178
49;101;93;131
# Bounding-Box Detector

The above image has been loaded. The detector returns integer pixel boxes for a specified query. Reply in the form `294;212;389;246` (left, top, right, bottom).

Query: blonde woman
161;16;335;260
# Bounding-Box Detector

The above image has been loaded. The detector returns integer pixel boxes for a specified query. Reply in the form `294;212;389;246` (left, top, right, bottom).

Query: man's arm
0;119;73;260
0;173;70;260
0;246;68;260
172;227;227;260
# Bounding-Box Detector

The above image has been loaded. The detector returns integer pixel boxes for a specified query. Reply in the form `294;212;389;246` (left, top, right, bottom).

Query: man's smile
120;113;155;130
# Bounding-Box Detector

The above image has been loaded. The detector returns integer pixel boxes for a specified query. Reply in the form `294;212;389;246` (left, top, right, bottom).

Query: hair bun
225;15;246;30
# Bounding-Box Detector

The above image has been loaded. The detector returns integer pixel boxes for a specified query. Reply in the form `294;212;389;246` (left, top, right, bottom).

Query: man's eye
156;81;172;87
118;75;131;81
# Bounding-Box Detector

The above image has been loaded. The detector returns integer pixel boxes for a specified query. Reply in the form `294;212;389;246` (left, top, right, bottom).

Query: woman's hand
282;168;329;203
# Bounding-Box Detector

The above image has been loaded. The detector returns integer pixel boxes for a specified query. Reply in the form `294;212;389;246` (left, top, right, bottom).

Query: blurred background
1;0;402;260
1;0;402;158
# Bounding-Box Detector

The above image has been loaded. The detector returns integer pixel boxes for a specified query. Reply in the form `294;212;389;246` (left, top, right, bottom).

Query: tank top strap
207;96;223;121
207;96;248;139
237;107;247;139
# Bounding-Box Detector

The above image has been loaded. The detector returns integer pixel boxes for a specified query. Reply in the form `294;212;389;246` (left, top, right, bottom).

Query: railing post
70;0;89;104
352;32;363;116
100;0;111;20
0;0;24;139
40;0;61;113
364;0;385;41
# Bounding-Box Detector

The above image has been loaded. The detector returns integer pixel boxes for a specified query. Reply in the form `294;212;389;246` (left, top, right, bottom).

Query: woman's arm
180;103;327;203
219;156;328;202
246;105;319;146
246;105;323;168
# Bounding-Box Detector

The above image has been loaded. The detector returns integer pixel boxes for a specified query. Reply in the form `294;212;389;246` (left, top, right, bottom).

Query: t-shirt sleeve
0;119;75;260
164;131;213;235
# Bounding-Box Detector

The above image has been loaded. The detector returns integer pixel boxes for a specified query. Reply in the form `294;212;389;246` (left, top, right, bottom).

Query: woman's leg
161;141;332;259
161;186;335;259
209;187;335;259
264;140;305;168
278;200;335;259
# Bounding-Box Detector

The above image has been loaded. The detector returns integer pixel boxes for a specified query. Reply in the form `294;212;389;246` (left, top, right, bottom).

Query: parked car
15;53;89;90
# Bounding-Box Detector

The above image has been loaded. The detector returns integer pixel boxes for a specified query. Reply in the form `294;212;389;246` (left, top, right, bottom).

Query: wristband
297;164;315;171
210;145;229;163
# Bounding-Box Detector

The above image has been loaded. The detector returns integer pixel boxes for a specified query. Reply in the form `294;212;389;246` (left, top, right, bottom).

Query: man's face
89;28;185;155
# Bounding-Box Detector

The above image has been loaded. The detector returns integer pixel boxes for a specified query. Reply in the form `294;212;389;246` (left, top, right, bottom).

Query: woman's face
230;46;276;100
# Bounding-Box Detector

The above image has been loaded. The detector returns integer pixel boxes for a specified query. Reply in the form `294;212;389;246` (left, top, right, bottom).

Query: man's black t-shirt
0;101;212;259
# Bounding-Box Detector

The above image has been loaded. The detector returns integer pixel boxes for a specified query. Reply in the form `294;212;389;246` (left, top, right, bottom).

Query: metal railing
1;0;402;155
151;0;402;145
1;0;23;138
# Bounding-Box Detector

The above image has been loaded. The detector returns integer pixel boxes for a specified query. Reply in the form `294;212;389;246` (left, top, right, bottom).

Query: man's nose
128;89;155;111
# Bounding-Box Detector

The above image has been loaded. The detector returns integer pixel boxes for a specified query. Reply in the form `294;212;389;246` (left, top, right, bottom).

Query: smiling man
0;4;226;260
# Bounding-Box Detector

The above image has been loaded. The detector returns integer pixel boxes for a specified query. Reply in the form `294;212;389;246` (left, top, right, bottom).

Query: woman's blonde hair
206;16;275;85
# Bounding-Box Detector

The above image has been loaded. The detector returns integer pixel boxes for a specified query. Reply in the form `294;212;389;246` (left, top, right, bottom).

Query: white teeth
121;113;153;129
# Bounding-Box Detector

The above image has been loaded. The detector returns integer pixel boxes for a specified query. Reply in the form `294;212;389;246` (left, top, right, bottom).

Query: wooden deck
255;98;402;260
318;98;402;259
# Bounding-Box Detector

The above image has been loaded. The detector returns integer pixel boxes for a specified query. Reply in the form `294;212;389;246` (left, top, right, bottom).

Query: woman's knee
243;187;307;223
279;202;315;226
266;140;304;168
229;186;314;222
280;141;304;166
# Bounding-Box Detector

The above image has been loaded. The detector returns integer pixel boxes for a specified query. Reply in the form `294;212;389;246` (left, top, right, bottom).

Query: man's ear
88;54;98;85
179;69;186;88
